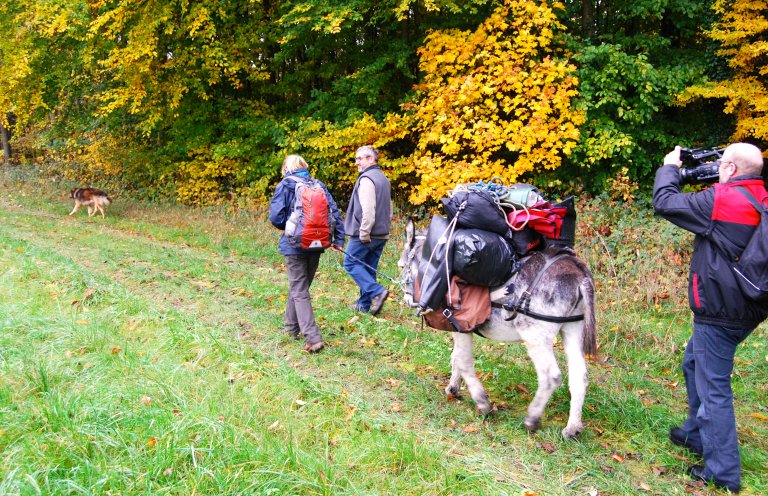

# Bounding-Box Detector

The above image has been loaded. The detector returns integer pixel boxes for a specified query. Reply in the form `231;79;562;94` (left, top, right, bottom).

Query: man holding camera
653;143;767;493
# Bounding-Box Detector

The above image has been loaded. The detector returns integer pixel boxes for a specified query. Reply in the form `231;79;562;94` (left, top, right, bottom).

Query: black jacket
653;165;768;330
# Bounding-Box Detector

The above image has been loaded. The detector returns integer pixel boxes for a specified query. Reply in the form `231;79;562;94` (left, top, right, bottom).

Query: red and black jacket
653;165;768;330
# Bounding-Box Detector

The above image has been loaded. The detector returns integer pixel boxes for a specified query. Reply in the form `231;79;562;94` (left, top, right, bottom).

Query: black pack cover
509;227;543;256
731;187;768;302
442;190;512;238
551;196;577;247
417;216;453;311
452;228;513;286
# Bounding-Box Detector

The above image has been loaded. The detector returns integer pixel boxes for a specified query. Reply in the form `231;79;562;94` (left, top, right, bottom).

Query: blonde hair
282;154;308;175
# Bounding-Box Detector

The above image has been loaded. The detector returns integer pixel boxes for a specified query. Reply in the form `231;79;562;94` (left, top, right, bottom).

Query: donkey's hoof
561;423;583;439
445;385;462;399
476;403;493;416
524;416;541;432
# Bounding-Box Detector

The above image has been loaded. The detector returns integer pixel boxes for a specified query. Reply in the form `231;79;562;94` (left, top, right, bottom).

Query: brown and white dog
69;188;113;217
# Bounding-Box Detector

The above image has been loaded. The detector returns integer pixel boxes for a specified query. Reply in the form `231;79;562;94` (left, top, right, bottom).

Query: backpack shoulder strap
735;186;767;212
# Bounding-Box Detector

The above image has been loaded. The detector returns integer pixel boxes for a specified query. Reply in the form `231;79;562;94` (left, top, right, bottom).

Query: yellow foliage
281;112;415;195
680;0;768;141
176;150;240;205
399;0;584;204
605;167;639;203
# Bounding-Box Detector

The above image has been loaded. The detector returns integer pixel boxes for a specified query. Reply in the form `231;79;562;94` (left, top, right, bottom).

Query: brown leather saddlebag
415;274;491;333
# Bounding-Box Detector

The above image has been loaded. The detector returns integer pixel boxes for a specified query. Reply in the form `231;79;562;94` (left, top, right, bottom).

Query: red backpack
284;177;333;251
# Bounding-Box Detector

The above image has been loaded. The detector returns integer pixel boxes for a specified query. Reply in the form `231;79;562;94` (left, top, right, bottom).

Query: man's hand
359;235;371;244
664;146;682;168
331;244;343;253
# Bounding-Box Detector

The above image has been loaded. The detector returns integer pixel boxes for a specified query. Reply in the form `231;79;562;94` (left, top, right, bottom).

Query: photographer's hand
664;146;682;168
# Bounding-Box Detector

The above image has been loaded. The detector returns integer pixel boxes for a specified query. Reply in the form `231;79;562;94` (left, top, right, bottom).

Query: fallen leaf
346;404;357;420
462;425;478;433
386;378;402;388
611;453;625;463
295;399;307;406
140;396;152;406
537;442;555;453
748;412;768;421
515;384;530;394
146;436;158;448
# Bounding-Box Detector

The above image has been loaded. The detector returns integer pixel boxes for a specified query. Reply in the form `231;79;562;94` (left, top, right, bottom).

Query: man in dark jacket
344;145;392;315
653;143;767;494
269;154;345;353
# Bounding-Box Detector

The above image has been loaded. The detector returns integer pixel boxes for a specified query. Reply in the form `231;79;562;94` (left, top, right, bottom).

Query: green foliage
0;0;750;205
565;43;699;190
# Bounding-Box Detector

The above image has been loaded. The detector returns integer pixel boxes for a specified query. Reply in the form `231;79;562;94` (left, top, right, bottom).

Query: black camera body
679;147;724;184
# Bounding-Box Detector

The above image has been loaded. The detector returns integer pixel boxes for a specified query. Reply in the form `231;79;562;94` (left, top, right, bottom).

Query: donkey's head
397;217;426;307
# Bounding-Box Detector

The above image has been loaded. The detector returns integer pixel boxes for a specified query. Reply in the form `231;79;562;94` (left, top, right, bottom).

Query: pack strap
495;253;585;323
735;186;767;212
491;301;584;323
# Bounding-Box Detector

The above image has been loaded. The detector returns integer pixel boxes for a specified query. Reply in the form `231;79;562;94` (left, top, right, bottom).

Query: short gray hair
356;145;378;162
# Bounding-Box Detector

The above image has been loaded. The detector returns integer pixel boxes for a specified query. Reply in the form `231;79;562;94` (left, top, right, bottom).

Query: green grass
0;167;766;495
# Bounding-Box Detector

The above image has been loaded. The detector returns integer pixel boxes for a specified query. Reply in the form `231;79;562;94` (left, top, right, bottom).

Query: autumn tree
398;0;583;204
680;0;768;144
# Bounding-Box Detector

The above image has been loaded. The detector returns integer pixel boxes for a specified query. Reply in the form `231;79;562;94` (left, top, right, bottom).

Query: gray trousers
284;253;322;345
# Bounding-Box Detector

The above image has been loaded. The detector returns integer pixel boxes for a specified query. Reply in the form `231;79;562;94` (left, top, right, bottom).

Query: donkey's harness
492;252;585;323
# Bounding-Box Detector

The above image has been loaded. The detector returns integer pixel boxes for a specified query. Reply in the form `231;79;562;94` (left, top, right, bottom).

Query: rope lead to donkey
337;247;400;284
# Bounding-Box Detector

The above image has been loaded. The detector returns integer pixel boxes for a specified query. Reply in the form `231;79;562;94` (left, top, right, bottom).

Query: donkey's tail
579;271;598;358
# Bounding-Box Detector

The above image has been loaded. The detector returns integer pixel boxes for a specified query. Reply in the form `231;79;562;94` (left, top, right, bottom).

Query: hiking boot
688;465;740;493
369;290;389;316
303;341;324;353
669;427;703;456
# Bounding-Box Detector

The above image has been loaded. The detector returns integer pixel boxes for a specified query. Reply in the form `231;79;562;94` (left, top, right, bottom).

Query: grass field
0;167;766;495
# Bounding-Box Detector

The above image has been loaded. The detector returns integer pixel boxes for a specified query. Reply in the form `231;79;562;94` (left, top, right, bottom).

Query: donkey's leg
447;332;492;414
446;335;463;399
522;329;562;432
559;322;589;439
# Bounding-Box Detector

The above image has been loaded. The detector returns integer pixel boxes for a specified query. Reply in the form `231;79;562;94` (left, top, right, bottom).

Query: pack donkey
398;219;597;438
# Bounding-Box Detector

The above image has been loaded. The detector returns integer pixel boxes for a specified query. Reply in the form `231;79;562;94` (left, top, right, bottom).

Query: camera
679;147;724;184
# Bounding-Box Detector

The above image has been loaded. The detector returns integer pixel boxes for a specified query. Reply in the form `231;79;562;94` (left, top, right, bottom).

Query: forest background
1;0;767;208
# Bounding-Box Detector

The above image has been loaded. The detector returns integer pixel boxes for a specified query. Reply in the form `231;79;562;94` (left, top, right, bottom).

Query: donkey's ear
405;216;415;244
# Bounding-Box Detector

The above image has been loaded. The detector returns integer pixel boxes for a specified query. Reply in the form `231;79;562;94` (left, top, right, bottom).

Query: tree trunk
1;119;10;165
582;0;593;39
